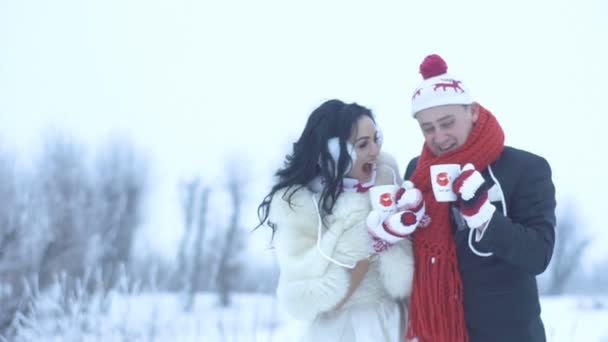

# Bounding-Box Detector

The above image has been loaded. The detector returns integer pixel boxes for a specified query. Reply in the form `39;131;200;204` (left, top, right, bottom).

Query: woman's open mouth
362;162;375;175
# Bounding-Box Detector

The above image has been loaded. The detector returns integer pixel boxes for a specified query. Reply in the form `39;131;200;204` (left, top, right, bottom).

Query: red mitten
367;181;427;253
395;180;424;212
366;208;423;247
452;163;496;228
393;180;426;230
382;210;420;238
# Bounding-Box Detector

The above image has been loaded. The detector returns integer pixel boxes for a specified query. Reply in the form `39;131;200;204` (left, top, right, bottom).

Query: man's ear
470;102;480;122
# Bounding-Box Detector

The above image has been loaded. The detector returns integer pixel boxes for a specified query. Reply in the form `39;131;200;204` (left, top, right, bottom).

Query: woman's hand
332;258;370;310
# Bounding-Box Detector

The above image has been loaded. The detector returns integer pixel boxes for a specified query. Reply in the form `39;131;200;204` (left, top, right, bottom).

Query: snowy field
9;291;608;341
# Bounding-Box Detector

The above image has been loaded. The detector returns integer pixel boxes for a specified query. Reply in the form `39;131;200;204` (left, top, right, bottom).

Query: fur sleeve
376;238;415;299
276;264;350;320
270;188;353;320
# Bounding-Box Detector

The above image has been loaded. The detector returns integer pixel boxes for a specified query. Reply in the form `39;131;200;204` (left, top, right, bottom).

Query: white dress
300;262;407;342
269;153;414;342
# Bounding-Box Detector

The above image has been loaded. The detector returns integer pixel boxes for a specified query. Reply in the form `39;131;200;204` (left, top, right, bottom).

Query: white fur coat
269;153;415;321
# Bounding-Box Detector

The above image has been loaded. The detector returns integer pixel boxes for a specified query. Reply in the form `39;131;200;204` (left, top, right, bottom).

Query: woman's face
347;115;382;183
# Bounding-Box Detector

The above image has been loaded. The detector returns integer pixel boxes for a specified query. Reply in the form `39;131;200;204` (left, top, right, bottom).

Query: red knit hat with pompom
411;54;473;116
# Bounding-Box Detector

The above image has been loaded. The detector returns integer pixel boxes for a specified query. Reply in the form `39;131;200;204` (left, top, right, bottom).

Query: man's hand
452;163;496;229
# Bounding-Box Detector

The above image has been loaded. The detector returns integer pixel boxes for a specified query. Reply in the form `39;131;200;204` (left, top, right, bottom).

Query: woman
257;99;425;341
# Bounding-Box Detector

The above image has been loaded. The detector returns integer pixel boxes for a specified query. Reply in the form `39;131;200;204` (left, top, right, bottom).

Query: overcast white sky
1;0;606;264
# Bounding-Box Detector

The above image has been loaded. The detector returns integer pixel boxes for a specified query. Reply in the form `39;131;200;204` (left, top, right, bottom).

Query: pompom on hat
411;54;473;117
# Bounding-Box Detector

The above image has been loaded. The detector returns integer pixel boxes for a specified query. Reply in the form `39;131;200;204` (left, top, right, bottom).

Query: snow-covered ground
10;292;608;341
541;296;608;342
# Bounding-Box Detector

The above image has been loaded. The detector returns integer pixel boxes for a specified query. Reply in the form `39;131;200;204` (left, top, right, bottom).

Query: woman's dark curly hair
256;99;375;237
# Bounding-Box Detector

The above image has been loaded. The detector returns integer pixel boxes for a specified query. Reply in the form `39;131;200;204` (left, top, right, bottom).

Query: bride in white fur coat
257;99;426;341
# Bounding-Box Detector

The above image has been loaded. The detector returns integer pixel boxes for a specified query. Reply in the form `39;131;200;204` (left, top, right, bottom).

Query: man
404;54;556;342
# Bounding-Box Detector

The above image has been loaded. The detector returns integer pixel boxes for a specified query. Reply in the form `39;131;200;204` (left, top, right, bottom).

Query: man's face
415;104;479;156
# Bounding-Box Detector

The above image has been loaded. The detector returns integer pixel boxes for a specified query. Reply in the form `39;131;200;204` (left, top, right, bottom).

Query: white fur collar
307;167;377;194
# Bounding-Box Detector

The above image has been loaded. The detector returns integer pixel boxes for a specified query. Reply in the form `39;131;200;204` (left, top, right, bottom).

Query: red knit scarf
406;106;505;342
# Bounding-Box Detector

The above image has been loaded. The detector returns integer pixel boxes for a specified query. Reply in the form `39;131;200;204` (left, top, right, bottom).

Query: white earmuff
326;137;356;175
376;127;384;148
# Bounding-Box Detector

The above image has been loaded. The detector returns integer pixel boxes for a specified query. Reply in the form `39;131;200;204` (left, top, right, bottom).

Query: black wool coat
405;146;556;342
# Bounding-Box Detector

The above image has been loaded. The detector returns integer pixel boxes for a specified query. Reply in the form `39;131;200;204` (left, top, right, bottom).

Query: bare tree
90;136;148;288
36;132;93;288
178;178;198;292
215;157;247;306
0;146;48;335
541;206;590;295
177;177;212;311
0;147;23;333
188;185;210;310
0;132;149;338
